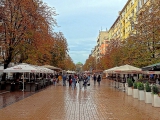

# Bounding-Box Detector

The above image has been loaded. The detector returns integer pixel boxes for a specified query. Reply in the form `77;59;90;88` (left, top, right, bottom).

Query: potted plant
137;82;145;100
145;81;152;103
127;78;133;95
152;85;160;107
132;82;138;98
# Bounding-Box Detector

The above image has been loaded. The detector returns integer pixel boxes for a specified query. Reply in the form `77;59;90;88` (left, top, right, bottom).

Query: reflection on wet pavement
0;79;160;120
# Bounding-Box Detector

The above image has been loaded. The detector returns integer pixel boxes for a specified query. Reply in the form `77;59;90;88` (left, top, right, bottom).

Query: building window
138;0;142;9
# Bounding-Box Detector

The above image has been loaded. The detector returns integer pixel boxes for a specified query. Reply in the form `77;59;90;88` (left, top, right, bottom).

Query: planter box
133;89;138;98
145;92;152;103
125;83;128;94
153;94;160;107
138;90;145;100
116;82;119;88
127;87;132;95
152;94;154;106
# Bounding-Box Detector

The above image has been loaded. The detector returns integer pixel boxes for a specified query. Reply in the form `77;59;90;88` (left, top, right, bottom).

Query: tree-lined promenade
0;0;75;80
83;0;160;71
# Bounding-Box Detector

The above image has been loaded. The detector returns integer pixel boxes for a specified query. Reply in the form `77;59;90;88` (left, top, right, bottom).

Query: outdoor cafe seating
1;63;56;92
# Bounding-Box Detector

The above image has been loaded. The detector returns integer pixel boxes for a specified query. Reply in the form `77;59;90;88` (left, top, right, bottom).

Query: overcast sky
43;0;127;64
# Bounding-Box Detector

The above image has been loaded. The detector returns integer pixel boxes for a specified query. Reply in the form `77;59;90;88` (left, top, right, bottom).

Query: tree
101;39;122;69
63;55;76;71
126;0;160;67
51;32;68;68
83;56;96;71
0;0;57;80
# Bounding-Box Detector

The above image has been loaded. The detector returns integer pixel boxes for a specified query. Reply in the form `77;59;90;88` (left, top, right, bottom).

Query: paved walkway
0;79;160;120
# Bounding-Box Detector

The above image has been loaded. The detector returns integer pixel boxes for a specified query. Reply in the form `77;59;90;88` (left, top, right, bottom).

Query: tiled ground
0;79;160;120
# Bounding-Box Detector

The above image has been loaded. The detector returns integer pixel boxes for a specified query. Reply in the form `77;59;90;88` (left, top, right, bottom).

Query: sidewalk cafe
1;63;56;92
104;63;160;107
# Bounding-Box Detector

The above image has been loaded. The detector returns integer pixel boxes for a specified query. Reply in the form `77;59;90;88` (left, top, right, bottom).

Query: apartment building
90;0;152;66
108;16;121;40
96;30;109;62
108;0;150;40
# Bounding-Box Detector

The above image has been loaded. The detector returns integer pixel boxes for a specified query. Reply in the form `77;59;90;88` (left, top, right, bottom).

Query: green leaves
145;82;151;92
137;82;144;90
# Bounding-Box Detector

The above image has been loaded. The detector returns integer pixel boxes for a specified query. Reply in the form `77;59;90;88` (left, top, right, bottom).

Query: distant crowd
50;73;102;89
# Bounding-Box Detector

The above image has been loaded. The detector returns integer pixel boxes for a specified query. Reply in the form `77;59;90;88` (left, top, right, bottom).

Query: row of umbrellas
103;64;160;74
3;63;56;73
2;63;60;91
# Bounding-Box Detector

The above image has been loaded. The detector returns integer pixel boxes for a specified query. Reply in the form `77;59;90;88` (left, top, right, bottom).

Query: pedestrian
97;74;101;86
56;74;59;85
53;76;56;86
83;75;88;89
87;74;90;86
68;74;72;87
79;74;83;89
93;73;97;85
63;74;67;86
58;74;62;86
75;74;78;87
71;75;76;89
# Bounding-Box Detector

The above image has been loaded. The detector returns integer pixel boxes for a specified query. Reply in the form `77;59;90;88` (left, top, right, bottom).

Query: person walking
97;74;101;86
58;74;62;86
71;74;76;89
83;75;88;89
63;74;67;86
87;74;91;86
93;73;97;85
68;74;72;87
53;75;56;86
78;74;83;89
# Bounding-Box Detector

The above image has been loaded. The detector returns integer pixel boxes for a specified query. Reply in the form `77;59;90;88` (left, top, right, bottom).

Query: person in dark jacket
93;73;97;85
97;74;101;86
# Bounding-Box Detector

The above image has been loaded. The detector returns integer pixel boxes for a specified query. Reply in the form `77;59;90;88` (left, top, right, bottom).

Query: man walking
93;73;97;85
97;74;101;86
63;74;67;86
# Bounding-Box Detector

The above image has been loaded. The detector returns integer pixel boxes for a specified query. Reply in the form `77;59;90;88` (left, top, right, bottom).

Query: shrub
152;85;159;94
127;78;133;87
137;82;144;90
133;82;138;89
145;81;151;92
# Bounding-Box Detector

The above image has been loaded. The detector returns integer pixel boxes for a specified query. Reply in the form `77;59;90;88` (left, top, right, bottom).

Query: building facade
108;0;150;41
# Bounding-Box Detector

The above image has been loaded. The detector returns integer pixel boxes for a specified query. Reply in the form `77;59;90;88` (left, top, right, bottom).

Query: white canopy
67;70;76;74
3;63;38;91
3;63;37;73
113;64;142;73
103;67;119;73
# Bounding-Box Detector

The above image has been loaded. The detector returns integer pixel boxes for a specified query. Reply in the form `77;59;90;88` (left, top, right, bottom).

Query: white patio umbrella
113;64;142;74
3;63;38;91
103;67;120;73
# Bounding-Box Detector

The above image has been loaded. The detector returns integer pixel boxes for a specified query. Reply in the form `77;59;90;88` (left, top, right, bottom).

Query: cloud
69;51;90;64
43;0;128;64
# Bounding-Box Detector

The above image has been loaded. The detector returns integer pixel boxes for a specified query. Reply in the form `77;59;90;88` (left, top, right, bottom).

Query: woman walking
71;74;76;89
79;74;83;89
68;74;72;87
83;75;88;89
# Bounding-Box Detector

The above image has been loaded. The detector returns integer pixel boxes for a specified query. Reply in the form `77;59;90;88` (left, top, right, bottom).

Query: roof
142;62;160;71
76;62;83;65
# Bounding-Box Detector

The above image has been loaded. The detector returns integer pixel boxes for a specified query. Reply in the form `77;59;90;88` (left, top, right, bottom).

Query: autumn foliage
0;0;75;72
84;0;160;70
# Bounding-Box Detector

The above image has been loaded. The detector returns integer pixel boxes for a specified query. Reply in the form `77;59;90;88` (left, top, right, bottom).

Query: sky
43;0;128;64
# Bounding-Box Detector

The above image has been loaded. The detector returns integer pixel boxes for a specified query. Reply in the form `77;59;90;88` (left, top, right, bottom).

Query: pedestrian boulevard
0;79;160;120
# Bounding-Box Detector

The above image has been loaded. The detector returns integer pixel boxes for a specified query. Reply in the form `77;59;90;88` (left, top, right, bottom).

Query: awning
142;62;160;71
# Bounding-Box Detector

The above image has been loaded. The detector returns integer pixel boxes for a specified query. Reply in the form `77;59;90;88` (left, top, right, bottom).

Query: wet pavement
0;79;160;120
